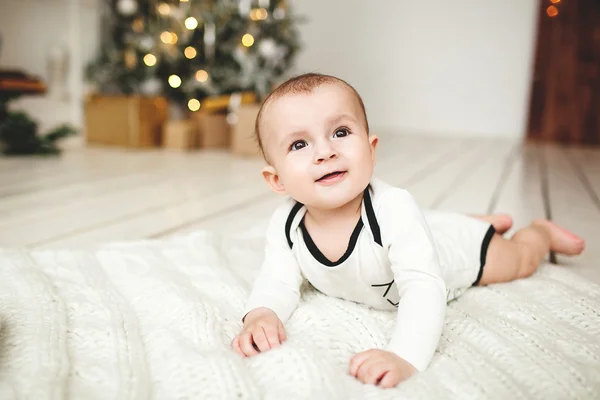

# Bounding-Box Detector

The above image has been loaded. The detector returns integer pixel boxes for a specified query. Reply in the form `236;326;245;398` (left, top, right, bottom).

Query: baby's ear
262;165;287;195
369;134;379;163
369;134;379;150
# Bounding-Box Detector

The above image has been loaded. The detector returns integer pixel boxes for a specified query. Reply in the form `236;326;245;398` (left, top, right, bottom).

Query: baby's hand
349;349;418;388
231;307;286;357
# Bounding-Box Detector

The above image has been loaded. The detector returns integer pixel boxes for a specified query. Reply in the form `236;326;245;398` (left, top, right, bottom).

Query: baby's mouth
316;171;346;182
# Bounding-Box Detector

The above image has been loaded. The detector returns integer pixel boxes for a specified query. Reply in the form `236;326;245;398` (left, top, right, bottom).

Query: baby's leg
469;214;513;234
477;219;585;285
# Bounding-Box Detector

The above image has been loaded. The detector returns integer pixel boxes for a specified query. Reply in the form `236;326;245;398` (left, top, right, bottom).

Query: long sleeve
379;189;447;372
243;202;304;323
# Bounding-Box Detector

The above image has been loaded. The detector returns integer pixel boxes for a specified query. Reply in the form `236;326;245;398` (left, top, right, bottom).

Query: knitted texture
0;231;599;400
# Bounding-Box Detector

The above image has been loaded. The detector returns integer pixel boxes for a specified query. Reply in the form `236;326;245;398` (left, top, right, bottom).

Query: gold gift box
85;95;168;147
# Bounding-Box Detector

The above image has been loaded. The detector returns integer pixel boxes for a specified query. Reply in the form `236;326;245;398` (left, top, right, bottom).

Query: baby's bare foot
532;219;585;256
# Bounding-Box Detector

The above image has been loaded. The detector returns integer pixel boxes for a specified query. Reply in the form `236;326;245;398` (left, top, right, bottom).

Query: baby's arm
385;192;446;372
350;189;446;387
243;204;304;322
234;203;304;356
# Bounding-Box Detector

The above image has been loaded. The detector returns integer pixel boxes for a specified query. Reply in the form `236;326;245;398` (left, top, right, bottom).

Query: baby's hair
254;72;369;161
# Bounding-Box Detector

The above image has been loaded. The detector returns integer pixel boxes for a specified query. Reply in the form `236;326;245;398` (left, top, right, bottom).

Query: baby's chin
295;188;364;211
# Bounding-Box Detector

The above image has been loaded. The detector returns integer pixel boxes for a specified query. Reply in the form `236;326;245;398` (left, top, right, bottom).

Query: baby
231;73;585;388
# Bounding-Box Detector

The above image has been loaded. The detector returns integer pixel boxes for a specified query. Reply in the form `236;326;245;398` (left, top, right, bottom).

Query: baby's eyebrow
328;113;356;125
279;130;308;148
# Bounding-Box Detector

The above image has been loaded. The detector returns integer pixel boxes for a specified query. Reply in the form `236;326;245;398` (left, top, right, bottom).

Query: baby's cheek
282;169;312;195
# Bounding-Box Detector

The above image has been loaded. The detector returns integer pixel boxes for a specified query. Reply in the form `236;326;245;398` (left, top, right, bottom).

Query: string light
160;32;178;44
550;0;560;3
242;33;255;47
184;46;197;59
546;5;558;17
143;54;157;66
158;3;171;15
250;8;268;21
168;75;182;88
188;99;201;111
195;69;209;82
161;32;172;44
180;0;189;2
185;17;199;30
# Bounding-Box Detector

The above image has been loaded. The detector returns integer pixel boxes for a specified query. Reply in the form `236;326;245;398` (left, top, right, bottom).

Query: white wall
0;0;100;131
292;0;540;139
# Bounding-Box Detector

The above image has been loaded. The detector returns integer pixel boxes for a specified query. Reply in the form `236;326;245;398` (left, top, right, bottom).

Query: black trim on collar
299;218;364;267
285;202;304;248
363;186;382;246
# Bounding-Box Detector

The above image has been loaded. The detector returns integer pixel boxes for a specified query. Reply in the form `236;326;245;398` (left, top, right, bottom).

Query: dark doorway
527;0;600;146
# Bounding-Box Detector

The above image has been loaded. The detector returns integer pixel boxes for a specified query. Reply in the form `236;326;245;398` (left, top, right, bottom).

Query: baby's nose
315;143;337;162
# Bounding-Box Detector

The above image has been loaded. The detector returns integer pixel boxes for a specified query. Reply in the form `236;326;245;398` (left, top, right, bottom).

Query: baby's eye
333;128;350;138
290;140;307;151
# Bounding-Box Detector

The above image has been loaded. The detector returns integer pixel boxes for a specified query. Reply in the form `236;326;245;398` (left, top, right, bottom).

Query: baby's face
260;83;378;210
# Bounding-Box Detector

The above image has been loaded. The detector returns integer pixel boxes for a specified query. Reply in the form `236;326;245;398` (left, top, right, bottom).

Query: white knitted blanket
1;231;599;400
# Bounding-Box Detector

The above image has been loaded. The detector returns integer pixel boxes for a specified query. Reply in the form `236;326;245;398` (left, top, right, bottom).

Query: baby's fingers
349;351;371;377
363;362;388;385
378;371;401;389
231;336;245;357
239;332;259;357
252;328;271;352
278;320;287;342
263;326;281;348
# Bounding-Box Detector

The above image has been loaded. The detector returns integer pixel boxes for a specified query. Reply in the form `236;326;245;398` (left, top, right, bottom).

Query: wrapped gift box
231;104;262;157
194;112;230;148
84;95;168;147
163;119;197;150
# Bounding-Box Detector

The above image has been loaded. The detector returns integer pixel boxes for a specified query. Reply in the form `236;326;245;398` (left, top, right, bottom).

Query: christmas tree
86;0;302;113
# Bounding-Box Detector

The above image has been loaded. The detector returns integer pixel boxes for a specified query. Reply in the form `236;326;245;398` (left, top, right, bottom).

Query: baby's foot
532;219;586;256
489;214;513;234
471;214;513;234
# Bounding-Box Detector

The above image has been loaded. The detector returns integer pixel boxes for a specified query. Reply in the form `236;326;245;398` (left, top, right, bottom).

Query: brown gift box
85;95;168;147
231;104;262;157
200;91;257;113
163;120;197;150
194;112;231;148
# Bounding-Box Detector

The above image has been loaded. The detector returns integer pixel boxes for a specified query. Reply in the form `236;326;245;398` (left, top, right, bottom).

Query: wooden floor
1;135;599;283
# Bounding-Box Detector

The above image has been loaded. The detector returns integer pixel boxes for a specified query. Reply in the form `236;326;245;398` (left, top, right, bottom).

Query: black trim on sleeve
371;280;394;297
285;202;304;249
473;225;496;286
363;186;382;246
299;218;364;267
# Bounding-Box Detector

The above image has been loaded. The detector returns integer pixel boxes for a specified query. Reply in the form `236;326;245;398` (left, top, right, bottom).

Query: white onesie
244;177;495;371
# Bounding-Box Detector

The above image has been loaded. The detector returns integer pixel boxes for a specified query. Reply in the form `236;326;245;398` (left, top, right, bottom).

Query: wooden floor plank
490;145;547;237
379;138;476;192
565;146;600;213
0;152;260;223
35;183;272;248
164;193;282;239
0;150;162;198
402;139;499;208
430;140;517;213
543;145;600;282
0;150;225;214
1;159;265;246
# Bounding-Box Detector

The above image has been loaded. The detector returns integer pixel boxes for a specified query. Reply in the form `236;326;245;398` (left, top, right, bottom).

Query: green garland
0;94;77;156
